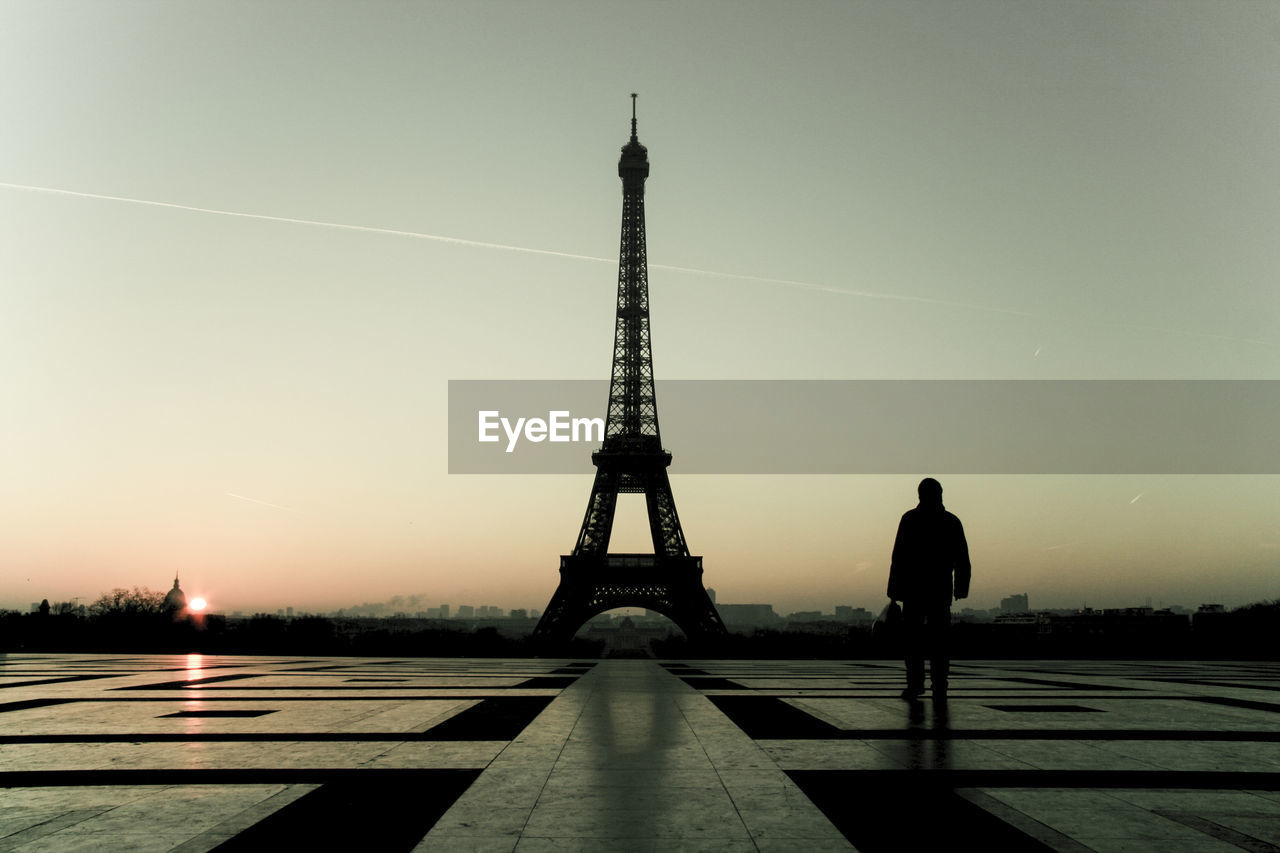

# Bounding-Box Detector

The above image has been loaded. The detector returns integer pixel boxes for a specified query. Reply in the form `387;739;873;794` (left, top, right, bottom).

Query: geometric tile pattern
679;659;1280;852
1;655;1278;851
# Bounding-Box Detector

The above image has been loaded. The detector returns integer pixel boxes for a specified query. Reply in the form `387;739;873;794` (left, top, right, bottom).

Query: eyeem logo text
478;410;605;453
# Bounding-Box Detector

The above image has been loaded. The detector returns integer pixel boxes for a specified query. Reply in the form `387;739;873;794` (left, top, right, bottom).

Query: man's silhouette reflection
887;478;970;700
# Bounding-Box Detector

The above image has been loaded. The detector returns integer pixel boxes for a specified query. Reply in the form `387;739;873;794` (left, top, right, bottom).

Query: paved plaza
1;654;1278;851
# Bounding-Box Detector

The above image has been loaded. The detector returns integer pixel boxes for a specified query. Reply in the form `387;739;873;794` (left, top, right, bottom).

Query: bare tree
89;587;165;617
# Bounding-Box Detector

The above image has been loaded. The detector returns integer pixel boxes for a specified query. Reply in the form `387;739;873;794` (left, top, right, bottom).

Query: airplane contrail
648;260;1041;318
2;180;1274;346
0;181;1057;319
226;492;298;513
0;181;611;266
1;180;1002;312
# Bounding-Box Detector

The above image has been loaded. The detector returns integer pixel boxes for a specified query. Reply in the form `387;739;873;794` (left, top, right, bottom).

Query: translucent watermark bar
447;380;1279;474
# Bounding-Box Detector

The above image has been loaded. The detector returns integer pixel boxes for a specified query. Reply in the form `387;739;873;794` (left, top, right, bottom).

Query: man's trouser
903;600;951;691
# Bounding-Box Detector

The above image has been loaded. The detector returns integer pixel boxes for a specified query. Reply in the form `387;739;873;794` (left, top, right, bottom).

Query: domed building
162;574;188;615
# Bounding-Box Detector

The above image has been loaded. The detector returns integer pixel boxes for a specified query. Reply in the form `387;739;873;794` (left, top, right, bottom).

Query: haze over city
3;1;1277;618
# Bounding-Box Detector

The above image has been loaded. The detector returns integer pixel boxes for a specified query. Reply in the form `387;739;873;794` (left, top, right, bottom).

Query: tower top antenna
630;93;638;140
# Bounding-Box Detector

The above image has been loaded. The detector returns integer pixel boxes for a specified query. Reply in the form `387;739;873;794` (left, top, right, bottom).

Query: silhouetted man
887;477;970;700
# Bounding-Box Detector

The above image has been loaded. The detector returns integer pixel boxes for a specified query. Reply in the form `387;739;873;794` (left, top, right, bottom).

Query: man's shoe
900;686;925;700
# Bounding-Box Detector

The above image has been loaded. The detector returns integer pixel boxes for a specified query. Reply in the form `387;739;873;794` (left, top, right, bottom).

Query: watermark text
478;410;605;453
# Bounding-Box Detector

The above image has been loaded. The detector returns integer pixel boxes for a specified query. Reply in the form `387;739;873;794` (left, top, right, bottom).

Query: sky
2;0;1277;616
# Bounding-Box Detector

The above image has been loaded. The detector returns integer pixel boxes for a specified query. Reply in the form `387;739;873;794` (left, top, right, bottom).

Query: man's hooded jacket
887;495;971;605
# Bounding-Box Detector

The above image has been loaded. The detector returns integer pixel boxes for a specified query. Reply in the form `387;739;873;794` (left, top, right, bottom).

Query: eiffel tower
532;96;726;644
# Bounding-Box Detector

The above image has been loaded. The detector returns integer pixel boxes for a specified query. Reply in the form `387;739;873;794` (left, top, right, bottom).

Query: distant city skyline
9;586;1252;624
2;2;1276;619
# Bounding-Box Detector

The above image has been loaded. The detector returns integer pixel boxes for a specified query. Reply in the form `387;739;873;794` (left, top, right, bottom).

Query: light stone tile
532;786;731;809
727;787;847;837
753;839;856;852
519;812;750;841
717;770;807;795
978;739;1166;771
12;831;192;852
1028;807;1221;841
760;740;909;769
364;741;504;767
1106;789;1280;814
336;699;476;731
412;836;518;853
165;785;319;853
1071;837;1241;852
1105;740;1280;772
0;809;108;850
515;839;756;853
450;774;547;803
429;806;535;838
542;767;723;791
1211;815;1280;845
983;788;1126;813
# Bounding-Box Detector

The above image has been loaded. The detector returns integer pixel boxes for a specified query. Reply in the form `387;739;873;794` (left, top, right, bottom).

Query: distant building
1192;603;1230;630
162;575;188;615
787;610;824;622
456;605;474;618
1032;606;1191;640
585;615;670;655
1103;606;1153;617
956;607;995;623
1000;593;1029;614
993;612;1037;625
440;604;450;619
716;603;779;629
835;606;874;625
705;587;716;604
510;608;529;619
